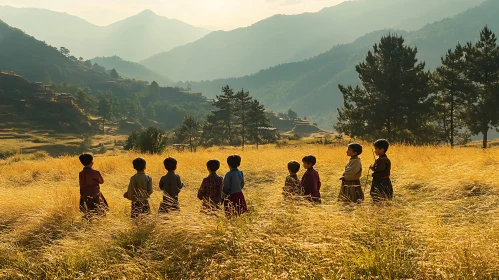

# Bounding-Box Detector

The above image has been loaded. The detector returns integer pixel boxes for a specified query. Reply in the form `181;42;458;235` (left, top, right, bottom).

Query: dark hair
302;155;317;165
163;157;177;171
348;143;363;155
374;139;390;153
133;157;147;171
287;161;300;173
207;159;220;172
227;154;241;168
79;153;93;166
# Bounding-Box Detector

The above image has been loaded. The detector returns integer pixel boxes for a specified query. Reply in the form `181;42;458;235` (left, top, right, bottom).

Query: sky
0;0;348;30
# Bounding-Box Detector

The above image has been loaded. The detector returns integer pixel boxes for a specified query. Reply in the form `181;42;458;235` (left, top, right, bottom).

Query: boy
339;143;364;203
78;153;108;218
124;157;153;218
369;139;393;202
301;155;321;204
223;155;247;215
158;157;184;213
282;161;302;199
197;159;224;212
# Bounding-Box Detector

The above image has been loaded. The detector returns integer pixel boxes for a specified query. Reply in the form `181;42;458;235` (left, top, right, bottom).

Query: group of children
78;139;393;219
282;139;393;203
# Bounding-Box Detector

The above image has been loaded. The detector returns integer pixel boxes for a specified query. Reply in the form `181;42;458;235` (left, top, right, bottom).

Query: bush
98;143;107;154
125;126;168;154
78;136;92;153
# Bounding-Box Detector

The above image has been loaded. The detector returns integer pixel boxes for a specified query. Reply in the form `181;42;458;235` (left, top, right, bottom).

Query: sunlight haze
0;0;348;30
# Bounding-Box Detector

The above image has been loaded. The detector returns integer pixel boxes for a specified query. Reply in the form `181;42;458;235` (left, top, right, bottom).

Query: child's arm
97;171;104;184
147;176;153;195
177;175;184;190
223;174;231;195
343;160;361;180
240;171;245;189
197;178;206;200
125;177;134;200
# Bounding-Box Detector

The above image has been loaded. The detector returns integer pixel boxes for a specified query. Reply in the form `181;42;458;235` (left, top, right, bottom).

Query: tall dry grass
0;145;499;279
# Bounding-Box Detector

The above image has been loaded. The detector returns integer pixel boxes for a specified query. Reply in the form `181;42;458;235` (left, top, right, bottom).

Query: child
124;157;153;218
197;159;224;212
301;155;321;203
369;139;393;202
282;161;302;199
78;153;109;218
158;157;184;213
339;143;364;203
223;155;247;215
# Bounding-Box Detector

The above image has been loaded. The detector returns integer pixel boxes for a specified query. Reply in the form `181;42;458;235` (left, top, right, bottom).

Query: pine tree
235;88;252;149
213;85;236;145
98;97;112;133
247;99;271;149
434;45;469;147
174;115;202;152
335;34;433;143
462;26;499;148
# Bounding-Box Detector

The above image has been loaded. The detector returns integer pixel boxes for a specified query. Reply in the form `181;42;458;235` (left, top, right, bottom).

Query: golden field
0;144;499;279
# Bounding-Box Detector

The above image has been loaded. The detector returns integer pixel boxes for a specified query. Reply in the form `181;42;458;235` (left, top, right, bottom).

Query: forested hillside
184;0;499;129
142;0;483;81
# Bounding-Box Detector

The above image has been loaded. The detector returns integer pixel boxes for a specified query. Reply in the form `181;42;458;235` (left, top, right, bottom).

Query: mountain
90;56;173;86
141;0;484;82
0;7;210;62
183;0;499;132
0;19;110;85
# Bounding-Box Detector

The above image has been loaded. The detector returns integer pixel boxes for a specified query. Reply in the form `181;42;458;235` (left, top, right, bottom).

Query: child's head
207;159;220;173
302;155;316;169
374;139;389;155
133;157;147;171
347;143;363;157
163;157;177;171
79;153;93;167
227;154;241;169
287;161;300;174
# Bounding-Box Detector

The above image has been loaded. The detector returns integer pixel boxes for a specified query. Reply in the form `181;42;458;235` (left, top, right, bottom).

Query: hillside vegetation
0;145;498;279
185;0;499;131
90;56;173;86
0;7;210;61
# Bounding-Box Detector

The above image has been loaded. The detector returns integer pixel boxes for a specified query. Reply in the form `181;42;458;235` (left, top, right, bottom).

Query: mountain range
141;0;484;82
0;7;210;62
182;0;499;131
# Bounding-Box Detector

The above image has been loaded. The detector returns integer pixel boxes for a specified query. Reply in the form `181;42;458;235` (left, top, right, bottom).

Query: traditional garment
301;168;322;203
131;200;151;218
124;171;153;218
79;167;108;217
339;156;364;203
158;172;184;213
370;154;393;202
282;174;302;199
223;169;247;215
197;173;223;211
224;191;247;215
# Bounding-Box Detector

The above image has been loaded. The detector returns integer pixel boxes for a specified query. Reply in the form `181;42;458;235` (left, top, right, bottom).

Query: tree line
126;85;275;153
336;26;499;148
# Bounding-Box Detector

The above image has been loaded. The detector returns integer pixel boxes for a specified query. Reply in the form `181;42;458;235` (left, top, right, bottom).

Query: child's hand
339;176;345;181
369;164;374;170
123;192;129;199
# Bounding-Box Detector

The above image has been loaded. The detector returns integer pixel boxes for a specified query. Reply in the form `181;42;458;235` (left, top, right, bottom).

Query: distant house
55;93;73;104
43;85;52;90
35;82;43;87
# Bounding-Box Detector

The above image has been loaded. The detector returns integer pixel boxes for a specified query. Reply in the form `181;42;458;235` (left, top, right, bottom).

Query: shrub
125;126;168;154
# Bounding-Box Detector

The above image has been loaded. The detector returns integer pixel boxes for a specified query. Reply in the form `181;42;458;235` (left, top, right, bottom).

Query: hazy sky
0;0;347;30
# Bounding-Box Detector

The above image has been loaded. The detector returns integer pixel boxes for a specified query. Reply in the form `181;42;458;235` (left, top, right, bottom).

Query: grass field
1;144;499;279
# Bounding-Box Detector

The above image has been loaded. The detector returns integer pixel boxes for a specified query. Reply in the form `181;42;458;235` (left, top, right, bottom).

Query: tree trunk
450;95;454;148
482;129;488;149
189;135;193;152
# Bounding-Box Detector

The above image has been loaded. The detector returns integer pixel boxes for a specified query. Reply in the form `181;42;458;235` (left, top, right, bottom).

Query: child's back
78;153;108;217
301;155;321;203
283;160;302;199
223;155;247;215
198;173;223;209
159;157;184;213
124;157;153;218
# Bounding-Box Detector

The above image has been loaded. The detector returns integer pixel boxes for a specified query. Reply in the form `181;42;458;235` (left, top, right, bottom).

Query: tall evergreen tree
247;99;271;149
98;97;112;133
434;45;469;147
462;26;499;148
235;88;252;149
174;115;202;152
213;85;236;144
335;34;433;143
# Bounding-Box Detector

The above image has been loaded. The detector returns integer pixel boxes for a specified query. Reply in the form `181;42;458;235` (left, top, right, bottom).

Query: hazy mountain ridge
0;6;210;62
183;0;499;131
141;0;484;82
90;56;173;86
